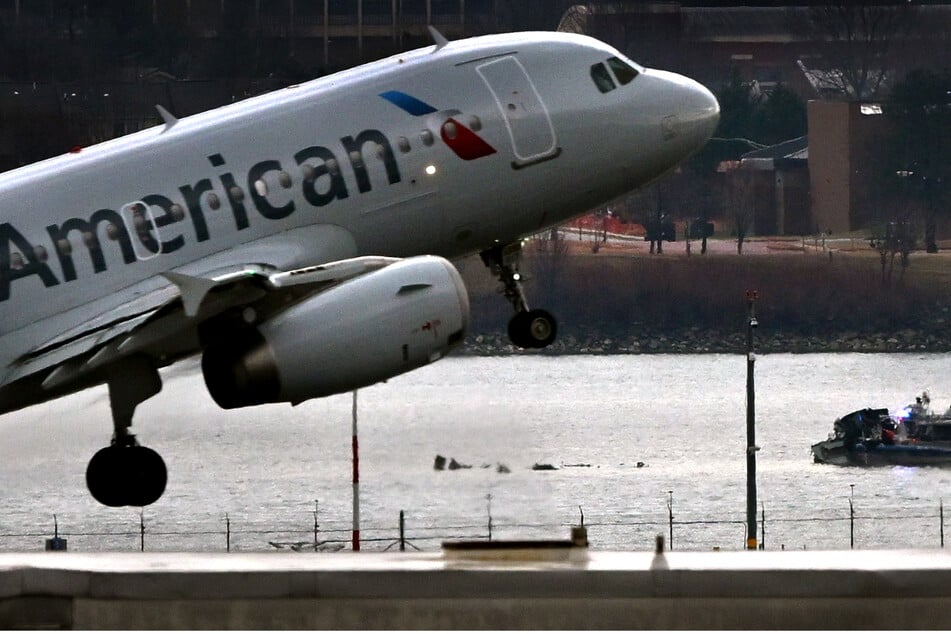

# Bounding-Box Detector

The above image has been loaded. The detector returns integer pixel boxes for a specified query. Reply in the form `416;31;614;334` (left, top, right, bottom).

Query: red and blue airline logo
379;90;496;161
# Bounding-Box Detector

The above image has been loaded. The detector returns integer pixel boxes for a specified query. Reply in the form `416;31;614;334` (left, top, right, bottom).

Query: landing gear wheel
508;309;558;349
86;444;167;507
125;446;167;507
508;311;532;349
525;309;557;348
86;446;126;507
483;244;561;349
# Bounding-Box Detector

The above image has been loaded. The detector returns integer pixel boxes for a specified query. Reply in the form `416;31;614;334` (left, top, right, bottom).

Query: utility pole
667;490;674;551
352;390;360;551
746;290;759;550
850;483;855;550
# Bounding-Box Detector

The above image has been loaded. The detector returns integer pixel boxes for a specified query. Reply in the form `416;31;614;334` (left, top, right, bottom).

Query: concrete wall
808;100;896;234
777;166;811;236
808;100;851;234
7;550;951;629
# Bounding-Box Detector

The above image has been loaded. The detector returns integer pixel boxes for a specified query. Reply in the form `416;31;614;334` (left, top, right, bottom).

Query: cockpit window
591;57;641;93
607;56;639;85
590;62;616;93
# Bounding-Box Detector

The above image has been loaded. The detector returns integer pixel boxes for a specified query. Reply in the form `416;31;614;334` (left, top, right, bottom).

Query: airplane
0;28;719;507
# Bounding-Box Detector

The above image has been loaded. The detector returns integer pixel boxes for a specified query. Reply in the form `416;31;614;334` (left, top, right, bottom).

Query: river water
2;353;951;552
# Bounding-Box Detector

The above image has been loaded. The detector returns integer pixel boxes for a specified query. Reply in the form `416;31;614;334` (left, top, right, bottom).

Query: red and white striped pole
352;390;360;551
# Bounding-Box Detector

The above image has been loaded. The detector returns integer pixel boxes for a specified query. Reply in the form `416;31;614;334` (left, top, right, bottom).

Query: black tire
86;446;127;507
125;446;167;507
86;445;167;507
524;309;558;349
507;311;532;348
508;309;558;349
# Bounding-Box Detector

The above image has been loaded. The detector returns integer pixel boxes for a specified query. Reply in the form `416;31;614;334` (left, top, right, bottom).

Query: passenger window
590;63;615;93
607;57;639;85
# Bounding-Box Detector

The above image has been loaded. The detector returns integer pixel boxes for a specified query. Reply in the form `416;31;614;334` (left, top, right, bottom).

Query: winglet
155;104;178;132
428;25;449;52
163;272;216;317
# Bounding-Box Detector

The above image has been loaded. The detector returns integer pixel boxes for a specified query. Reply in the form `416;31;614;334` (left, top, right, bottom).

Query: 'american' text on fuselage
0;128;402;302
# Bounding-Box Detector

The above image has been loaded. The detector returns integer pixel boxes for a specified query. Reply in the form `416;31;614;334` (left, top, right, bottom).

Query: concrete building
738;135;809;236
729;102;896;238
807;100;893;234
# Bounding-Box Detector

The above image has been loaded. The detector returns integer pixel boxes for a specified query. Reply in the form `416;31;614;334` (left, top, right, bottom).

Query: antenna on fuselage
155;104;178;133
428;25;450;52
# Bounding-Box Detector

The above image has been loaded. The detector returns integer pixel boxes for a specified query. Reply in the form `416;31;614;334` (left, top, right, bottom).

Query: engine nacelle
202;255;469;408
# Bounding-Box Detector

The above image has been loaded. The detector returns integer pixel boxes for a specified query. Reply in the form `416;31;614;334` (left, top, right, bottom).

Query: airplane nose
690;81;720;148
673;76;720;153
652;70;720;156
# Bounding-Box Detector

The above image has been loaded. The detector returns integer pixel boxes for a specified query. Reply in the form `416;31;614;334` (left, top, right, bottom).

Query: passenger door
476;56;559;169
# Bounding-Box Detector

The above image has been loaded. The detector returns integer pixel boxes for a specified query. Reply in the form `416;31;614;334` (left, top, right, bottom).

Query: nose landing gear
85;356;168;507
481;243;558;349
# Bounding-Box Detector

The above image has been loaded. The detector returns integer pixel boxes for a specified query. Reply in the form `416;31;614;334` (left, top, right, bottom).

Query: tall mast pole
745;290;759;550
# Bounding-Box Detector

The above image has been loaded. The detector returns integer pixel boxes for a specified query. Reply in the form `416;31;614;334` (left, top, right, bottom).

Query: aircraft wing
0;254;398;413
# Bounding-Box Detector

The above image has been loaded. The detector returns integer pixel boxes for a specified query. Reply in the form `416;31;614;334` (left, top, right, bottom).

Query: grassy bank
455;242;951;353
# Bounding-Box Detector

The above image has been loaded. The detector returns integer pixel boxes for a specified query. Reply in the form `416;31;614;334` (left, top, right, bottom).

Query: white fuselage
0;31;718;384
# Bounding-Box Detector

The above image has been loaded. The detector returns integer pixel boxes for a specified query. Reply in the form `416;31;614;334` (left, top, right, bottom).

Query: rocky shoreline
458;326;951;355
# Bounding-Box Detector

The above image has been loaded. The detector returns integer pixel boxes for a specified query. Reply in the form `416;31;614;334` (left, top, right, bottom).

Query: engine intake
202;255;469;408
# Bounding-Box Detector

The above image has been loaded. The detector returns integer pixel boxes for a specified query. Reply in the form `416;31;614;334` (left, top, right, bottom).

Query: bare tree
528;228;571;308
869;219;915;287
887;69;951;254
794;2;917;100
723;167;756;254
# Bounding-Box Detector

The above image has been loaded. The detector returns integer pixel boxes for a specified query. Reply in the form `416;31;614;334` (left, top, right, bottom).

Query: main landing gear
481;243;558;349
85;357;167;507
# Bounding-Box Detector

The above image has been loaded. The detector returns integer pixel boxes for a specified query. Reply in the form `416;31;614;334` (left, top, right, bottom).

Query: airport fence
3;496;951;553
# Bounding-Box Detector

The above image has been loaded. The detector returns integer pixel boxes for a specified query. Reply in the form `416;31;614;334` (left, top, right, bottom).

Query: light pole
746;290;759;550
352;390;360;551
667;490;674;551
849;484;855;549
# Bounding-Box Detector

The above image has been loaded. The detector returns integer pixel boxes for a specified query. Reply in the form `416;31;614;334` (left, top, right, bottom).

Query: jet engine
202;255;469;408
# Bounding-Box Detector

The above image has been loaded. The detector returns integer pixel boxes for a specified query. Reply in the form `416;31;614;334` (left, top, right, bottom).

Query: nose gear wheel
482;243;559;349
508;309;558;349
